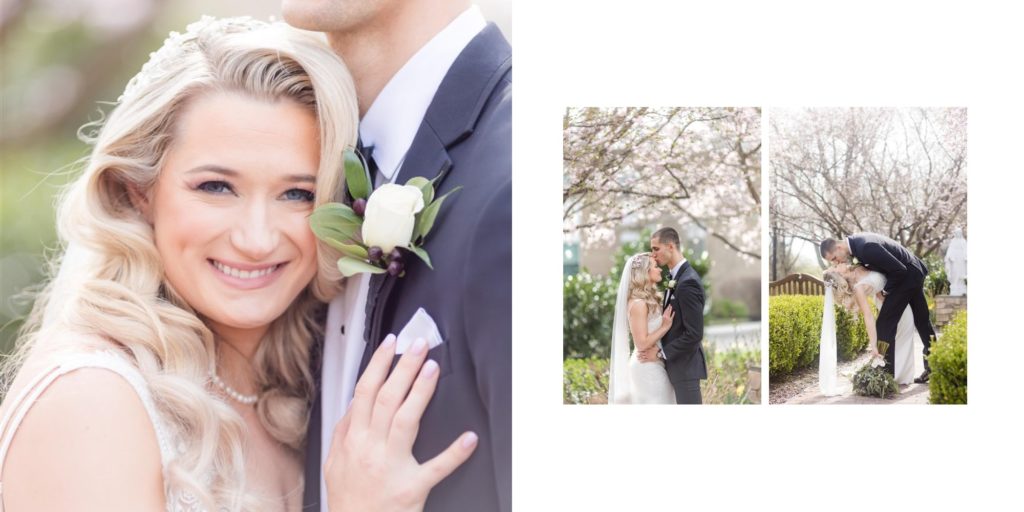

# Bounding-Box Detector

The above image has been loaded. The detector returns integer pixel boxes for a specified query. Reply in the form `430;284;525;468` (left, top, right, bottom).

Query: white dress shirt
319;7;486;509
358;5;487;186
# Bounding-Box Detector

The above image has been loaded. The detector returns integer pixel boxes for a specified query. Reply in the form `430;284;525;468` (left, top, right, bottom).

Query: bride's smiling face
144;92;321;337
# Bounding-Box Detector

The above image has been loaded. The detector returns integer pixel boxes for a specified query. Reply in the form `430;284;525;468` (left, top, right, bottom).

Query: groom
283;1;511;511
640;227;707;404
821;233;934;383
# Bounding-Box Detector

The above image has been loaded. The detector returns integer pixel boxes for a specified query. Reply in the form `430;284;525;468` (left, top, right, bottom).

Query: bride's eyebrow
184;165;315;184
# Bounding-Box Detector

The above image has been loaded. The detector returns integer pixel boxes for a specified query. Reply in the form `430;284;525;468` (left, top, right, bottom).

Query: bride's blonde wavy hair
627;253;662;316
2;18;358;510
823;267;858;313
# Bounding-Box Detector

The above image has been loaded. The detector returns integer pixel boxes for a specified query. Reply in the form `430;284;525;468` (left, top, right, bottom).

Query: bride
609;253;675;404
822;264;919;388
0;18;473;511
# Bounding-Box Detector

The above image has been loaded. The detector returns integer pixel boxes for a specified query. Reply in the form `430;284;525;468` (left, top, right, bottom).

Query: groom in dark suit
285;1;510;510
821;233;935;383
641;227;707;404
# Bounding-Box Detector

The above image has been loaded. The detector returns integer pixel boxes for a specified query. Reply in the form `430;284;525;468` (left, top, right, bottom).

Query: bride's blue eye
283;188;315;202
196;181;234;195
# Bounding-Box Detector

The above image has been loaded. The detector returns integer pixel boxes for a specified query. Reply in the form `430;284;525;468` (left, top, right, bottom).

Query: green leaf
337;257;386;277
323;238;369;260
405;176;434;206
310;202;362;243
415;186;462;241
345;149;370;200
408;245;433;269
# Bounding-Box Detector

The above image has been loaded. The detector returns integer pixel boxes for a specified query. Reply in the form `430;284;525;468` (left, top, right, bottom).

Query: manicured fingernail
412;338;427;355
381;334;396;348
420;359;439;378
462;432;478;449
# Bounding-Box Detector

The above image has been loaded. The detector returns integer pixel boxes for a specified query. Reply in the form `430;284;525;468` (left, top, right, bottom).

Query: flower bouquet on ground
852;342;899;398
308;149;459;278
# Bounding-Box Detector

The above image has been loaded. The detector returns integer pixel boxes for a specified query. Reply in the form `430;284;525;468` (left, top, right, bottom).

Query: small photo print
563;107;762;405
768;107;967;405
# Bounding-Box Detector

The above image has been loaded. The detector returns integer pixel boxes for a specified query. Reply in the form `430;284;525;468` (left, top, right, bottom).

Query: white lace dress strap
854;271;887;296
0;351;177;507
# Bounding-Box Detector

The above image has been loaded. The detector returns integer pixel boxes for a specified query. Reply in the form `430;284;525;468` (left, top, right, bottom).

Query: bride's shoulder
1;355;165;507
627;298;648;314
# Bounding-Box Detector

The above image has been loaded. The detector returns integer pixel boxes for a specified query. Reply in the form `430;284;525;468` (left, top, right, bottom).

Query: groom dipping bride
609;228;707;405
820;233;936;384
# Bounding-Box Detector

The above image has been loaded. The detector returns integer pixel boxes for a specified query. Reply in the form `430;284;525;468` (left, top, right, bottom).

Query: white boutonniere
852;257;860;266
309;148;460;278
667;279;677;289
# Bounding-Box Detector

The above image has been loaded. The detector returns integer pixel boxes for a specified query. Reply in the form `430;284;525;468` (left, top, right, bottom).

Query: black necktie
356;140;379;188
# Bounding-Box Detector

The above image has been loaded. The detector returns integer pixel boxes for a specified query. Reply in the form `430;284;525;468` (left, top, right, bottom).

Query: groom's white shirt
358;5;487;185
320;7;485;509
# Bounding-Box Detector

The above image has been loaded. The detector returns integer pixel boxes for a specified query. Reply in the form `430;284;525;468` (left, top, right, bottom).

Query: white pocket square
395;308;444;355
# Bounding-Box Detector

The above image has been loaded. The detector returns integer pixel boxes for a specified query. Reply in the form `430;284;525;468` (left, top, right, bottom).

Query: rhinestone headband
630;254;649;270
118;16;268;102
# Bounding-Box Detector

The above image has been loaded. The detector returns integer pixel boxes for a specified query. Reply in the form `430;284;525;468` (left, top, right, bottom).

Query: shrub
852;364;899;398
702;343;760;404
709;298;750;322
563;344;759;404
768;295;870;378
929;310;967;404
563;358;609;404
563;273;617;359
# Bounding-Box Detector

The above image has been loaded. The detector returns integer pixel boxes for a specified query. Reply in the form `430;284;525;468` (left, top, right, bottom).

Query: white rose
361;184;425;253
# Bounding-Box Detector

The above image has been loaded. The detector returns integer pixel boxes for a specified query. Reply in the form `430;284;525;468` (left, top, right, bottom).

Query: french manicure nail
412;338;427;354
420;360;439;378
462;432;478;449
381;334;396;348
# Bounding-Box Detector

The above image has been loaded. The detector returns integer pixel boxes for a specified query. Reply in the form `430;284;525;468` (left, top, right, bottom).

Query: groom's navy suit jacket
847;233;929;294
303;24;511;512
661;261;707;383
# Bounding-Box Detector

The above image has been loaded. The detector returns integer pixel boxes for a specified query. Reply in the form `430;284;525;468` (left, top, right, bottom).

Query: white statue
944;227;967;296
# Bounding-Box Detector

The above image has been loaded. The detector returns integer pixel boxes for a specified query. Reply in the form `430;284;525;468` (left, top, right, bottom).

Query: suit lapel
358;24;511;373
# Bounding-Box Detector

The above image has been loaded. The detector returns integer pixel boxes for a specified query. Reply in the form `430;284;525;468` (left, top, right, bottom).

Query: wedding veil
819;281;841;396
608;254;639;404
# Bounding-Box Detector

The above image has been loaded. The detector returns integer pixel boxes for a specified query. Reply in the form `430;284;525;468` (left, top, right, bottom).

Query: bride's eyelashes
192;180;315;203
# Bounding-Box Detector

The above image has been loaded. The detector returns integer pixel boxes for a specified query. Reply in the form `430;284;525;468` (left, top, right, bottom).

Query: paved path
783;334;930;405
705;321;760;348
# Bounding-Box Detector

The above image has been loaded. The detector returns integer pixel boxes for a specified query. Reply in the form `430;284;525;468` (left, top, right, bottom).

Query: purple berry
352;198;367;216
387;260;403;276
368;246;384;262
389;248;404;263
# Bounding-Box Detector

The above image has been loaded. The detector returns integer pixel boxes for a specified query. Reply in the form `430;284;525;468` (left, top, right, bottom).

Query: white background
511;0;1024;509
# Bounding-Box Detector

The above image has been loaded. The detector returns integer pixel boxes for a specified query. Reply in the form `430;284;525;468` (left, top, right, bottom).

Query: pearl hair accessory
118;15;266;102
209;370;259;405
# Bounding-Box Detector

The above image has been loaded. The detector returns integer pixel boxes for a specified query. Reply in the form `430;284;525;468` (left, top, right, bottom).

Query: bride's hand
661;306;674;324
325;334;478;512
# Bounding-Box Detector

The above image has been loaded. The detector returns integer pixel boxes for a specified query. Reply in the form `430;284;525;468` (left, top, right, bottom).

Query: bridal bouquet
852;342;898;399
309;149;459;277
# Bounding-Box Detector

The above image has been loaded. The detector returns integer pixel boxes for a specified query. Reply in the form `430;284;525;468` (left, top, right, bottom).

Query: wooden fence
769;273;824;296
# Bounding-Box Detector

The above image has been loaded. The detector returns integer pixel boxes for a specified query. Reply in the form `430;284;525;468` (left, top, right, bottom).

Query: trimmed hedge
929;310;967;404
563;274;618;359
768;295;869;378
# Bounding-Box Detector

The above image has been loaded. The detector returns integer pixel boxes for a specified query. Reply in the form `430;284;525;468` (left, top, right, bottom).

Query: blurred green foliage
768;295;869;378
929;310;967;404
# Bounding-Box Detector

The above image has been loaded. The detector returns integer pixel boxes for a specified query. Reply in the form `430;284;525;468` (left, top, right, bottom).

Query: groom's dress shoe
913;370;931;384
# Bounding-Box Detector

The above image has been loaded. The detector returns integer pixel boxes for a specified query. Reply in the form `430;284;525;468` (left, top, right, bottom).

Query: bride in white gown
824;264;919;386
609;254;676;404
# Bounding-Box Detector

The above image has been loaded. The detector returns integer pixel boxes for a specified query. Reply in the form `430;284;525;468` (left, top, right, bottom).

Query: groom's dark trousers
848;233;936;374
661;261;707;404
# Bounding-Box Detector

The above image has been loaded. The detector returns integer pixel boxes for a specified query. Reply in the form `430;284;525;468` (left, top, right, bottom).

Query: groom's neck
326;0;471;117
667;253;684;270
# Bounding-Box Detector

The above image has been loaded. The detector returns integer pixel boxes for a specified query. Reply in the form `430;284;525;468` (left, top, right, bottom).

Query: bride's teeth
213;261;278;280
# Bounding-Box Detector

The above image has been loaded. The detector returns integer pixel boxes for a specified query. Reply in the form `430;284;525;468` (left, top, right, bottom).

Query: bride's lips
207;258;288;290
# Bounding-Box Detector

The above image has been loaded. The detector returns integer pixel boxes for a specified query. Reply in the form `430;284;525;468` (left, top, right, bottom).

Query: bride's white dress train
855;271;918;385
